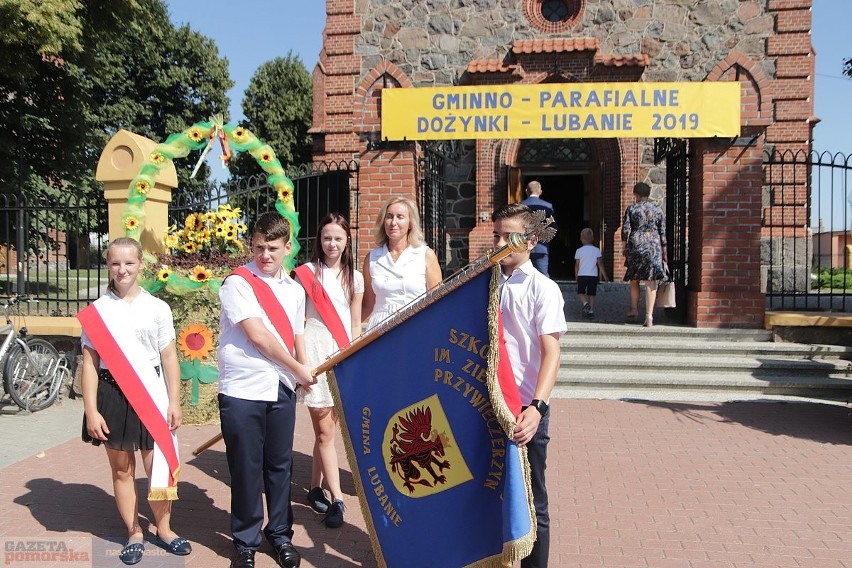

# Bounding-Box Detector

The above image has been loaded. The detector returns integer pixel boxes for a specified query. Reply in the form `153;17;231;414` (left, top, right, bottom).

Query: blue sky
166;1;851;158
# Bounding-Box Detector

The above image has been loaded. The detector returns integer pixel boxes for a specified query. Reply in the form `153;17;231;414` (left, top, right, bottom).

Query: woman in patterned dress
621;182;667;327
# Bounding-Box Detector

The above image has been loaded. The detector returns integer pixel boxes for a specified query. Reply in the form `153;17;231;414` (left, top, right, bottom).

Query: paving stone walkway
2;395;852;567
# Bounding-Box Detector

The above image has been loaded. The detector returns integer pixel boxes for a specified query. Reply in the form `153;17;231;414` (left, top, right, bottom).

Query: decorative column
95;129;177;253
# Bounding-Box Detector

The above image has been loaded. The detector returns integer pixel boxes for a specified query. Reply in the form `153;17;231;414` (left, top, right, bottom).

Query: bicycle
0;295;71;412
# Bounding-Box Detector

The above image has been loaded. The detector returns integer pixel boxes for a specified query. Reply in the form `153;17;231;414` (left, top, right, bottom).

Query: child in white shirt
574;228;609;319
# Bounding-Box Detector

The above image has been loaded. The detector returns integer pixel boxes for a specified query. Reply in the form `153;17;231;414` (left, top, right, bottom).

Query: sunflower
260;151;274;163
183;242;198;254
134;180;151;195
215;225;226;236
190;265;212;282
277;187;292;202
157;268;172;282
184;213;198;231
124;216;139;231
177;323;215;361
187;128;205;142
150;152;165;164
164;234;179;248
232;127;250;144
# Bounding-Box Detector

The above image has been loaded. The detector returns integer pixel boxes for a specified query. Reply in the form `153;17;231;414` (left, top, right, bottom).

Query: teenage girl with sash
293;213;364;529
79;237;190;565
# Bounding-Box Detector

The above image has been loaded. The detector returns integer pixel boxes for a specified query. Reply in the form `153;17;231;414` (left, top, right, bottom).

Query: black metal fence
0;192;108;316
763;149;852;311
0;160;358;316
170;161;359;264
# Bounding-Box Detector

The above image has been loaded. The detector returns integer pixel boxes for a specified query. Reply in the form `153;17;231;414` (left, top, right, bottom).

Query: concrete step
563;338;852;359
561;353;852;375
554;321;852;403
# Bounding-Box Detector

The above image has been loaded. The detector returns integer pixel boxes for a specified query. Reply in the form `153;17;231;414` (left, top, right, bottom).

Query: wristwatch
529;399;549;416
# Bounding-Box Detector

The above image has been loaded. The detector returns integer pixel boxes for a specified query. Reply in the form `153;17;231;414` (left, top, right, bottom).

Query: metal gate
419;141;461;270
763;150;852;311
655;138;689;323
170;160;360;261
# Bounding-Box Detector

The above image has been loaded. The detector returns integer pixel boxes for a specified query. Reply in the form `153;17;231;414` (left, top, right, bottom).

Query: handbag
655;279;676;308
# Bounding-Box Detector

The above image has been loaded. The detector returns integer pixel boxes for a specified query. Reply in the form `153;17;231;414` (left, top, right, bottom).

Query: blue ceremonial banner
328;268;535;568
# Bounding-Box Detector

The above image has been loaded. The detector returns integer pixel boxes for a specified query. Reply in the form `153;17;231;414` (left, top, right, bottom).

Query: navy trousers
521;412;550;568
219;382;297;550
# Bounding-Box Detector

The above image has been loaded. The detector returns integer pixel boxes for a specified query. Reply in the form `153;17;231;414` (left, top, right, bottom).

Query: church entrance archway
509;138;612;281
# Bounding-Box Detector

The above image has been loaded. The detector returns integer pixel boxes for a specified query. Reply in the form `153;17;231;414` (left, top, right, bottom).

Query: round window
524;0;583;33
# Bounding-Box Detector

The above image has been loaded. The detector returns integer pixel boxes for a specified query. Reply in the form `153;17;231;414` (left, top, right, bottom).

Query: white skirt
299;318;338;408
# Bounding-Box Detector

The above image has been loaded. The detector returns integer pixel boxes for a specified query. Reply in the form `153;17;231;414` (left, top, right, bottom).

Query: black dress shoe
230;548;255;568
274;542;301;568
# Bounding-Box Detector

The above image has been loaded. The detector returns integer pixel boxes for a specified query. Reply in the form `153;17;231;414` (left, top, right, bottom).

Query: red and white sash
294;264;351;350
77;297;180;500
227;266;296;354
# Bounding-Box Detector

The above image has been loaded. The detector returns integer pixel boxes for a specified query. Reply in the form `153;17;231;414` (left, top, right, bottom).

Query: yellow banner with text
381;82;741;141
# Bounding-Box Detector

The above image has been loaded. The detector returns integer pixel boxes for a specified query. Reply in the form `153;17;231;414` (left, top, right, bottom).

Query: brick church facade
309;0;815;328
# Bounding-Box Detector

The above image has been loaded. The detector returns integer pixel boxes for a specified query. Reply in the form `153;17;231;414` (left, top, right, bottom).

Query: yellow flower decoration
135;180;151;195
215;225;226;236
150;152;165;164
164;234;179;248
187;128;204;142
157;268;172;282
204;212;217;222
190;265;212;282
124;216;139;231
260;151;273;163
232;127;249;143
278;187;292;202
183;242;198;254
177;323;215;361
184;213;197;231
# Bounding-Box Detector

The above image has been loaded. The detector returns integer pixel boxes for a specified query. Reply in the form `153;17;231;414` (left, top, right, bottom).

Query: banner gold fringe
484;266;537;565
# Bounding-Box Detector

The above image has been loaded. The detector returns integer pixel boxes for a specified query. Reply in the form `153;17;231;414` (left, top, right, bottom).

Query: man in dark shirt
520;180;558;277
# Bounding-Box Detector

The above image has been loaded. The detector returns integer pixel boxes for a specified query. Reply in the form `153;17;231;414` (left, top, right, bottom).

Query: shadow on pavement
186;446;372;567
624;399;852;445
13;477;234;563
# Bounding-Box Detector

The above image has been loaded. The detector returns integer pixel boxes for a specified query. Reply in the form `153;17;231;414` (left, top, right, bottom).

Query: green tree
230;53;313;181
0;0;233;203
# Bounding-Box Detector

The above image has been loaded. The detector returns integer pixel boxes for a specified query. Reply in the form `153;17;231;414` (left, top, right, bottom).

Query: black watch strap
530;399;548;416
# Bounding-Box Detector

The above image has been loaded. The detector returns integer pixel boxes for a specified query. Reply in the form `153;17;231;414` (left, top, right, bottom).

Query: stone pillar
95;130;178;254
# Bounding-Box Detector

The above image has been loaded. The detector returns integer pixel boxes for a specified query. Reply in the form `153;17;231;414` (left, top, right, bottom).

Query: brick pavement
2;398;852;567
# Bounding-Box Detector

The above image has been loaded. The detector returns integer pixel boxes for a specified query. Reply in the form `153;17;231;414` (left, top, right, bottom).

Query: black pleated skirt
81;369;155;451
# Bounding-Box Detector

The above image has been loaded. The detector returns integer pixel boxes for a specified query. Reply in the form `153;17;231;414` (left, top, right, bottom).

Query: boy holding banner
217;212;315;568
78;237;190;565
492;203;567;568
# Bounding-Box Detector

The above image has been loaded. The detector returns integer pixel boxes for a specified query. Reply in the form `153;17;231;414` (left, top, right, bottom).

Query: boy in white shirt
492;203;567;568
574;228;610;320
218;212;315;568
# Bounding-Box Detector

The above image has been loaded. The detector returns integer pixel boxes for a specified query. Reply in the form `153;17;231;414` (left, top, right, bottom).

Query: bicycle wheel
3;338;63;412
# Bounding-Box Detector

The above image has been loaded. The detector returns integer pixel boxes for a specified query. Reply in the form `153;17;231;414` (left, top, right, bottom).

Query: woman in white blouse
362;196;442;330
